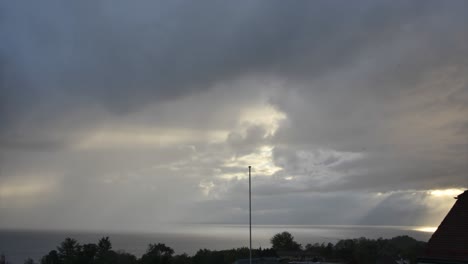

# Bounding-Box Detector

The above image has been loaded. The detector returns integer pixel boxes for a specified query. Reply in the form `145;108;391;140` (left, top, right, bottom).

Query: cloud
0;0;467;230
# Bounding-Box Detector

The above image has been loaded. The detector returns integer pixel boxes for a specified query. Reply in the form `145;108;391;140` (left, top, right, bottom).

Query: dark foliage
30;233;425;264
41;250;60;264
57;238;81;264
192;247;277;264
270;231;302;251
139;243;174;264
24;259;36;264
304;235;426;264
39;237;137;264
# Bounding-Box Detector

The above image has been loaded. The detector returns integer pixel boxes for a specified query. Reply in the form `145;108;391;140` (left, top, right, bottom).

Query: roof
422;190;468;262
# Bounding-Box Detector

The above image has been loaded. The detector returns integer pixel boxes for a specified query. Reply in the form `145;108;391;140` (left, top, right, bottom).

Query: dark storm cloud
3;0;466;137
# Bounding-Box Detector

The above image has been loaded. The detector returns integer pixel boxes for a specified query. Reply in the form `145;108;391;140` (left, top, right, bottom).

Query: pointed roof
423;190;468;262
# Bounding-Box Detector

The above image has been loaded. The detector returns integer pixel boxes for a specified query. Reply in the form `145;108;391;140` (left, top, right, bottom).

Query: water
0;225;434;264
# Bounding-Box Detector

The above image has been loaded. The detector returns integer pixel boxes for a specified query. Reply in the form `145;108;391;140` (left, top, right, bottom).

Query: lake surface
0;224;435;264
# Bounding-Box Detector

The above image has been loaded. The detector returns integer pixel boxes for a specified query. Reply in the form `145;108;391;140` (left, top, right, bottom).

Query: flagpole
249;165;252;264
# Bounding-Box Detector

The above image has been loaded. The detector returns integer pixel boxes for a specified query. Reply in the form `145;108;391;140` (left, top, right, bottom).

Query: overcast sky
1;0;467;232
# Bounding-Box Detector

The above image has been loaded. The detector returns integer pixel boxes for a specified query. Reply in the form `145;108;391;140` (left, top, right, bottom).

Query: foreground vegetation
0;232;426;264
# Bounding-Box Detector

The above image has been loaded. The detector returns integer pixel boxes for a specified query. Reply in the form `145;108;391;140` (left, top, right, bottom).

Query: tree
79;243;98;264
305;242;321;252
24;258;36;264
57;238;81;264
97;237;112;253
139;243;174;264
334;239;355;262
171;253;192;264
41;250;60;264
270;232;301;251
112;251;137;264
96;237;112;264
323;243;334;258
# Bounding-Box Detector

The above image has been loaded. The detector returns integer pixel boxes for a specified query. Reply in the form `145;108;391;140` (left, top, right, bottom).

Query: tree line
1;231;426;264
270;231;426;264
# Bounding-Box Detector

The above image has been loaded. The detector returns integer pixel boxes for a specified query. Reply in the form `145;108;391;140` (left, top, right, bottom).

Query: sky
1;0;467;232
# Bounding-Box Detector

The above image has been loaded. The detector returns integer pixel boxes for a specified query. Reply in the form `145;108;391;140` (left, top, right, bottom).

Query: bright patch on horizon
428;188;464;197
413;226;437;233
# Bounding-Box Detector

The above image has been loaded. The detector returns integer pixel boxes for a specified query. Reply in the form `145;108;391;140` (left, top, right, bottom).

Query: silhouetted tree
24;258;36;264
41;250;60;264
192;249;223;264
96;237;112;264
110;251;138;264
324;243;334;258
305;242;320;252
79;243;98;264
97;237;112;253
353;237;378;264
34;234;426;264
387;236;426;263
191;247;277;264
270;231;301;251
171;253;192;264
334;239;356;262
57;238;80;264
139;243;174;264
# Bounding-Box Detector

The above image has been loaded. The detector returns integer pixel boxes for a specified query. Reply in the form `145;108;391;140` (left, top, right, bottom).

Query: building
417;190;468;264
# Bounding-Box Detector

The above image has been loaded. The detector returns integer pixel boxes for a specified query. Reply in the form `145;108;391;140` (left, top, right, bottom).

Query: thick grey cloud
1;0;467;231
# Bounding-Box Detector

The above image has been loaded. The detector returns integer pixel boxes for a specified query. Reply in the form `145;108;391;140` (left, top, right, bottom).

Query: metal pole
249;165;252;264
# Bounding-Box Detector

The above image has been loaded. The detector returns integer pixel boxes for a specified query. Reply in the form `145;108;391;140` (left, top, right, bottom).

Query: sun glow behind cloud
217;105;286;180
221;145;282;180
238;105;286;137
